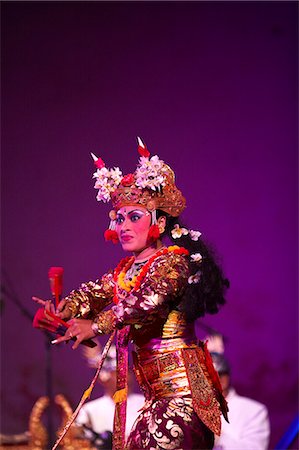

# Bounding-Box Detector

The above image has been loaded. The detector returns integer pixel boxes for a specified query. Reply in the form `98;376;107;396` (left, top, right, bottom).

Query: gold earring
158;224;165;234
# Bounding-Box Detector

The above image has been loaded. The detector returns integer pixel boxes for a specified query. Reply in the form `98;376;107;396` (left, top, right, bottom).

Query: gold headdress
91;137;186;242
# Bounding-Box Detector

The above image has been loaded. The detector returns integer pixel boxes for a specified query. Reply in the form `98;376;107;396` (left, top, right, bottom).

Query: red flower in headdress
121;173;135;186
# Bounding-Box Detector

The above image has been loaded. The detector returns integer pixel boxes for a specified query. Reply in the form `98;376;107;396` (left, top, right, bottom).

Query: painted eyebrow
127;209;146;215
116;209;146;216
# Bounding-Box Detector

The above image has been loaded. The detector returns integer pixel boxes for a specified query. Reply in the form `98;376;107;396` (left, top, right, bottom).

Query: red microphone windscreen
48;266;64;296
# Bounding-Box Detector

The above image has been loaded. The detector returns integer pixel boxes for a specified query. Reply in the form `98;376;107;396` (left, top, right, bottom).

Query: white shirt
214;388;270;450
76;393;144;437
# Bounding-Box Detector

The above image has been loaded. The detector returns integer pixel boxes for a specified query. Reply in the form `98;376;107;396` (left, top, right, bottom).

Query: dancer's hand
32;297;55;313
32;296;72;320
55;298;72;320
51;319;96;350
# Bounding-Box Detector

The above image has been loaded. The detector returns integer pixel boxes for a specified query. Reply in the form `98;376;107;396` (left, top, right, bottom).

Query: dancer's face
115;206;152;255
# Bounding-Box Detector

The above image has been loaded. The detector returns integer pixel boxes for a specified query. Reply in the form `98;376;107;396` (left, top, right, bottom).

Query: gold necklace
113;245;189;303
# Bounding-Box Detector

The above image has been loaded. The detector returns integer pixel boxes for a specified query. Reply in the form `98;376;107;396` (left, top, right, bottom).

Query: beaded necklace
113;245;189;304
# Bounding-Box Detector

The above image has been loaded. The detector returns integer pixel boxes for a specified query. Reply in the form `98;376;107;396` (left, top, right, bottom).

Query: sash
112;326;130;450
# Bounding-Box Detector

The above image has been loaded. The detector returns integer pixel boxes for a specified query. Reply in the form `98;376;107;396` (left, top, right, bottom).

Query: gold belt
142;349;185;381
134;348;193;399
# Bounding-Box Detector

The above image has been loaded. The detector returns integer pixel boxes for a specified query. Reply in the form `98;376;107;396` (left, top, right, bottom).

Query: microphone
43;266;96;348
48;267;64;309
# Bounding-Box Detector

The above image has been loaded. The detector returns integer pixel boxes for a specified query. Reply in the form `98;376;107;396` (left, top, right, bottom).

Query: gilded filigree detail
93;309;116;335
145;253;189;297
182;348;222;436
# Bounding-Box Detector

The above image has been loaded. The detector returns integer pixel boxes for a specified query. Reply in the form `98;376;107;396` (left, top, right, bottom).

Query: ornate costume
63;246;228;449
50;138;228;450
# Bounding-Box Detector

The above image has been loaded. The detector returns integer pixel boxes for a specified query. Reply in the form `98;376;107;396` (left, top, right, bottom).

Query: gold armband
92;309;116;335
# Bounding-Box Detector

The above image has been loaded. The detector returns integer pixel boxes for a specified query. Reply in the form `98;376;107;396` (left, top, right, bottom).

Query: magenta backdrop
1;2;298;448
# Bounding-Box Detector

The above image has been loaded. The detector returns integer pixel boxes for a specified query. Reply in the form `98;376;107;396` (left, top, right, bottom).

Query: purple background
1;2;298;448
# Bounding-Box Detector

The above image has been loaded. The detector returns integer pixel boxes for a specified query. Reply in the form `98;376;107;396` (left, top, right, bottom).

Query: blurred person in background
76;342;144;448
207;335;270;450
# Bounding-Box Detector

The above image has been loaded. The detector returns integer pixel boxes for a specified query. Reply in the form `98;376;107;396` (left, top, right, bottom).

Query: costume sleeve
112;252;189;327
63;271;114;320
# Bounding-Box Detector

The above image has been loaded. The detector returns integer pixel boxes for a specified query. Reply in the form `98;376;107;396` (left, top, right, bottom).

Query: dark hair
157;211;229;322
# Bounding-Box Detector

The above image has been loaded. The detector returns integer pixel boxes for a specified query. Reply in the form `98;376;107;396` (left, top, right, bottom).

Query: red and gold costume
48;138;228;450
63;245;228;450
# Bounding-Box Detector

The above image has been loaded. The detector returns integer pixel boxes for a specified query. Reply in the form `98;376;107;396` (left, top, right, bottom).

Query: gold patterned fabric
132;333;225;437
63;249;227;450
126;396;214;450
64;272;114;319
93;309;116;335
112;252;189;339
182;347;222;435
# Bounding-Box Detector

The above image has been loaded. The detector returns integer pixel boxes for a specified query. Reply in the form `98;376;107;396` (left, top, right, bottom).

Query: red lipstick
121;235;133;242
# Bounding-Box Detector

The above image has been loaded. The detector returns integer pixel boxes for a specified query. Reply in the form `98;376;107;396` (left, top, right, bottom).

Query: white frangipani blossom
189;230;201;241
135;155;167;191
110;167;123;182
188;271;201;284
190;253;202;263
171;224;189;239
93;166;123;202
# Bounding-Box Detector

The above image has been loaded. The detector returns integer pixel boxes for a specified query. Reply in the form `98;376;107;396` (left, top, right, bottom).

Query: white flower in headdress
135;155;167;191
93;166;109;184
109;167;123;183
171;224;189;239
93;167;123;202
189;229;201;241
188;271;201;284
190;253;202;263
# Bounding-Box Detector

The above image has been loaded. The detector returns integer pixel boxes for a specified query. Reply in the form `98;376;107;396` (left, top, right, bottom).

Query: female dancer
34;138;229;450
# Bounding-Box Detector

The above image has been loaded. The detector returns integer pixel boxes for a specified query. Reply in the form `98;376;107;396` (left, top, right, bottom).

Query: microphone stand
1;271;55;449
45;333;55;449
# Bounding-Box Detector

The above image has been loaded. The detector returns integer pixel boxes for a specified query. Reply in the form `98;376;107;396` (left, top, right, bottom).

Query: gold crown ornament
91;137;186;243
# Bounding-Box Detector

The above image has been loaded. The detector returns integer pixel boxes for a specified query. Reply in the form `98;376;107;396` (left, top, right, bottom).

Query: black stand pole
45;338;55;449
1;271;56;448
